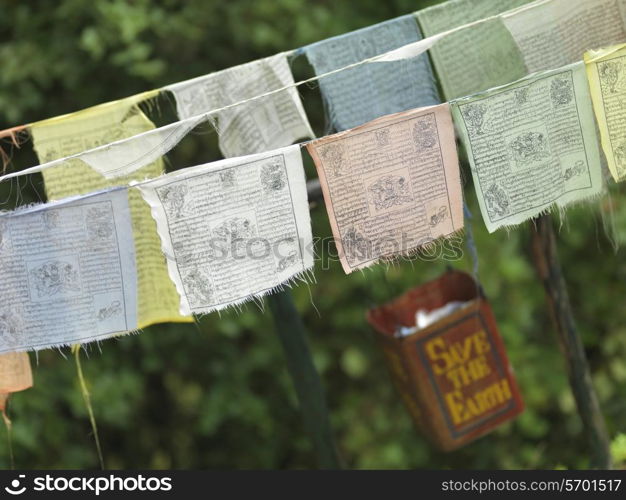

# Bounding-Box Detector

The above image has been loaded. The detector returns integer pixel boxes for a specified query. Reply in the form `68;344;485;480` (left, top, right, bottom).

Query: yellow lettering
473;330;491;355
445;389;468;425
445;378;514;427
500;379;512;400
468;355;491;380
425;337;451;375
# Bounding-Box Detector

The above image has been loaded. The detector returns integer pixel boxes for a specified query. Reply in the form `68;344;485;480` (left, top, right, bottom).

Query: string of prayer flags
30;94;193;329
0;188;137;352
303;15;440;132
165;53;314;158
585;44;626;182
4;116;204;183
452;62;603;233
135;145;313;315
29;91;159;164
416;0;530;100
0;352;32;394
502;0;626;74
307;103;463;274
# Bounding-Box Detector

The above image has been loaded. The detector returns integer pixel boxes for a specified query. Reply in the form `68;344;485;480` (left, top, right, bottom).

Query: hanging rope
72;344;105;470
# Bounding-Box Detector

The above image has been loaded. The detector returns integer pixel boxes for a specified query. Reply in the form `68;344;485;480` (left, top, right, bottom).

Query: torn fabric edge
306;103;464;274
451;61;605;233
132;145;314;316
0;187;138;353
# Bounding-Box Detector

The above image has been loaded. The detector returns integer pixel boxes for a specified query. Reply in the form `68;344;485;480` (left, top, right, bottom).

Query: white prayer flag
166;53;314;158
0;188;137;352
135;145;313;315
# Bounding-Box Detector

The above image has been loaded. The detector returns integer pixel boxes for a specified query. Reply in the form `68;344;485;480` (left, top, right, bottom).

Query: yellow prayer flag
30;92;193;328
585;44;626;182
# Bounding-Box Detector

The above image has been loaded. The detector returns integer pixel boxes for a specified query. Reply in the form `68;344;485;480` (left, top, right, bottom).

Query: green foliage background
1;0;626;469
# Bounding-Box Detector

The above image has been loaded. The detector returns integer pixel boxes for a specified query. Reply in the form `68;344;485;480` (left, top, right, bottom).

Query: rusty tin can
367;270;524;451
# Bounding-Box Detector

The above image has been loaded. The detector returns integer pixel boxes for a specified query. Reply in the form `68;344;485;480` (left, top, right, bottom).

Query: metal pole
267;290;341;469
531;214;612;469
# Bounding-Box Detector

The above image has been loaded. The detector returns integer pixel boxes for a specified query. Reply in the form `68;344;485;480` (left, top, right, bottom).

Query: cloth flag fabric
416;0;530;100
307;104;463;274
0;352;32;393
585;44;626;182
0;188;137;352
502;0;626;74
304;15;440;132
135;145;313;315
29;94;193;329
452;62;604;233
166;53;314;158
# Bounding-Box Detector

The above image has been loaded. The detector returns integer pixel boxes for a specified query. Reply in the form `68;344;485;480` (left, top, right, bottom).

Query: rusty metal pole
531;214;612;469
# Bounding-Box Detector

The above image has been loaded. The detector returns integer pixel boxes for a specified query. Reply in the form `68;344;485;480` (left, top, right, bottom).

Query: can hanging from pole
366;270;524;451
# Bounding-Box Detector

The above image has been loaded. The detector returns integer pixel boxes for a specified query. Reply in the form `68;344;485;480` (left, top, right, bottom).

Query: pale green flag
416;0;530;100
452;62;603;233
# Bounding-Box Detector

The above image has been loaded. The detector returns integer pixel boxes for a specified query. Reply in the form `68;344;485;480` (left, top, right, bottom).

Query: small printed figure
86;206;114;241
319;143;347;177
343;226;370;264
563;160;586;181
97;301;122;321
509;131;549;166
219;169;236;188
158;184;188;220
276;237;299;271
277;251;298;272
461;103;488;136
550;77;573;106
413;118;438;151
0;310;23;345
429;206;448;227
213;217;255;241
368;175;412;211
30;261;80;298
42;210;60;229
375;128;390;147
183;268;213;305
173;240;194;265
484;183;510;218
614;142;626;177
260;159;286;193
598;60;622;94
515;87;529;105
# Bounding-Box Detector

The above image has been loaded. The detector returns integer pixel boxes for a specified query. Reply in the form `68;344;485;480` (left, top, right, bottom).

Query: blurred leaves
1;0;626;470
